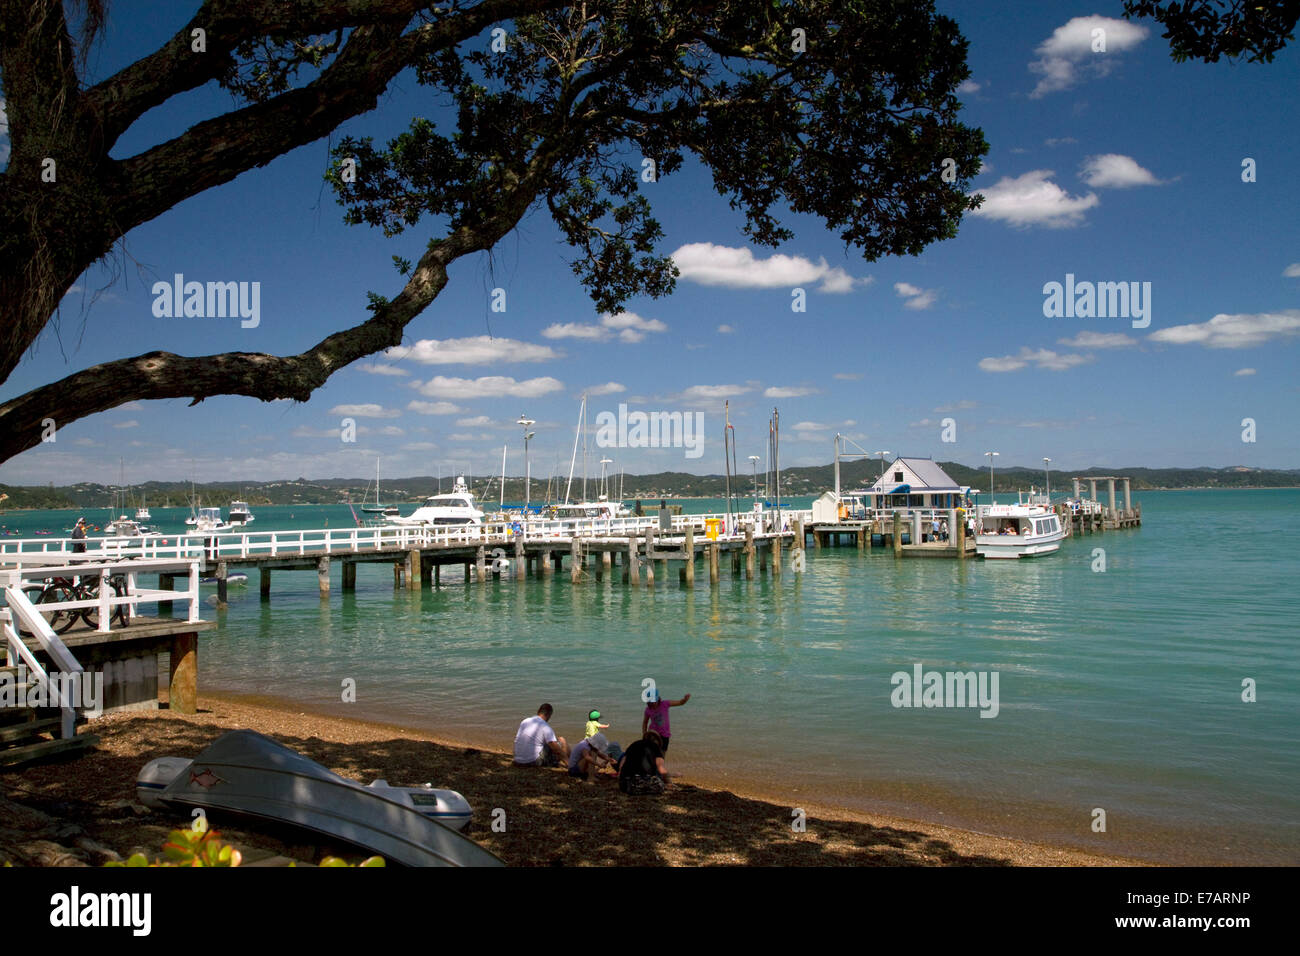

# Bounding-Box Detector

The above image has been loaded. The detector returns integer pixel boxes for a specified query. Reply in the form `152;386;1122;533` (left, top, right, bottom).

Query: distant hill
2;463;1296;511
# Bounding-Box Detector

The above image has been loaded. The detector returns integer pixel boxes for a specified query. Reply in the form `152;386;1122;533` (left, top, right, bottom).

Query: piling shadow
7;716;1012;867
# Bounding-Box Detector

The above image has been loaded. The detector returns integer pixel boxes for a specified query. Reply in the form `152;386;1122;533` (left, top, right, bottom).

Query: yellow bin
705;518;720;540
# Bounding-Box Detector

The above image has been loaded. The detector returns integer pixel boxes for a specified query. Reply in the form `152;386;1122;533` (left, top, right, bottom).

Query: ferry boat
385;477;484;527
975;498;1065;559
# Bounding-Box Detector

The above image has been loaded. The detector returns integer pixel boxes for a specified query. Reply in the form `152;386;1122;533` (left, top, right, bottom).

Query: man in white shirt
512;703;569;767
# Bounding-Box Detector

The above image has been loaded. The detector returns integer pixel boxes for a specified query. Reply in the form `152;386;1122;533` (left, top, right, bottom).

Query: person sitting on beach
585;710;610;740
513;703;570;768
568;733;617;782
616;730;668;795
642;690;690;754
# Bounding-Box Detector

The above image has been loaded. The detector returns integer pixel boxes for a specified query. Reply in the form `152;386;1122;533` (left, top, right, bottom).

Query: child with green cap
584;710;610;740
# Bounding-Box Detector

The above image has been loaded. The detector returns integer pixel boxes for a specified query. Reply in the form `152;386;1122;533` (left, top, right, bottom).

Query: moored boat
385;476;483;527
975;499;1065;559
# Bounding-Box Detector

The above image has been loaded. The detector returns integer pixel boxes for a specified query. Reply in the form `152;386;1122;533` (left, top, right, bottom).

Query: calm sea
5;490;1297;864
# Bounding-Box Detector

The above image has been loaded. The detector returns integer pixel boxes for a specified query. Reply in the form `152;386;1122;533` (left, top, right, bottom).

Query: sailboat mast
564;395;584;505
500;444;507;509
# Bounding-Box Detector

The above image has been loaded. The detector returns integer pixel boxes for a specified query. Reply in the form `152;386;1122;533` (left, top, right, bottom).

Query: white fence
0;511;813;564
0;557;202;633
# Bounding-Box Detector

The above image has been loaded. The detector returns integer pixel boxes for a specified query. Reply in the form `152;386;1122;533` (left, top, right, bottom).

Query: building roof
870;457;962;493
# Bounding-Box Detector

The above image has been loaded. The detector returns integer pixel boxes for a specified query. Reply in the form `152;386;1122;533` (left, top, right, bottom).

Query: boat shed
859;458;970;511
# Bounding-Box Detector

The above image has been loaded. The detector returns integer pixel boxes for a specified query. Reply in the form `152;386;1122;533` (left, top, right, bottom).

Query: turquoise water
5;491;1297;863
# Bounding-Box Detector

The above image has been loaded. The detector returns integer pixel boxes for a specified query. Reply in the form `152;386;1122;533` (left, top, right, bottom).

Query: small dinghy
199;572;249;586
134;730;500;867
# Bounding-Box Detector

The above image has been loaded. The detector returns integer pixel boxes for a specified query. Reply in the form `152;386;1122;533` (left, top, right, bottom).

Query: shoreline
0;690;1148;867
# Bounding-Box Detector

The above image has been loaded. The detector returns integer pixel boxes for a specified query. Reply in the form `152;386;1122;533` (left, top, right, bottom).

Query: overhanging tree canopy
0;0;987;464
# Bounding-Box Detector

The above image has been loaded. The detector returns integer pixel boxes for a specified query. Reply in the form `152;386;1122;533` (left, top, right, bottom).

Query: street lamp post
1043;457;1052;499
985;451;999;504
518;415;536;511
874;450;890;482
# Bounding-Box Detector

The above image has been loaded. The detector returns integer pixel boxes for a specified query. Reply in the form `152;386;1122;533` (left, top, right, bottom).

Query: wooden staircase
0;663;98;767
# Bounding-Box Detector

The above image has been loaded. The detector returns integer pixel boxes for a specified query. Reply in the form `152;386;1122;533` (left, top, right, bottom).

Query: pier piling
316;557;329;597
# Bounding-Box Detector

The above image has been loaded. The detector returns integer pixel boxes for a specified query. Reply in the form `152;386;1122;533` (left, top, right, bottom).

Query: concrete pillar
1072;478;1081;500
955;509;966;559
317;557;330;597
515;537;526;581
395;563;405;587
912;511;922;545
1089;479;1097;502
744;525;755;579
773;531;782;577
1123;478;1132;514
260;568;272;598
542;550;553;575
709;542;719;585
948;509;958;548
602;550;612;571
476;546;486;584
893;511;903;557
169;632;198;715
1107;479;1116;517
857;525;866;549
342;561;357;590
684;525;695;589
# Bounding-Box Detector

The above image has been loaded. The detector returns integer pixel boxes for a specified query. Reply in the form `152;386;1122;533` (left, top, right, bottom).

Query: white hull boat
975;502;1065;559
385;476;484;528
135;730;500;867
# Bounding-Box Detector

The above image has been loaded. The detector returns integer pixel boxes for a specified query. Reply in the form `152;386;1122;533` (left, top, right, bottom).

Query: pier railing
0;510;813;563
0;558;202;631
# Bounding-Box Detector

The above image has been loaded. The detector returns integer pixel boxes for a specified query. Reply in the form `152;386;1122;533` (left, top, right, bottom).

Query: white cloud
1283;263;1300;278
717;324;735;334
386;336;559;365
670;242;867;294
957;79;981;94
679;384;751;401
970;170;1099;228
455;415;495;427
414;375;565;399
894;282;938;310
1057;331;1137;348
377;425;405;437
934;399;977;412
833;372;862;380
112;420;140;429
1234;368;1256;376
542;312;666;344
1029;16;1148;98
586;382;626;396
979;347;1093;372
1044;137;1078;148
1079;154;1162;188
764;386;818;398
403;441;439;451
358;362;411;376
406;400;464;415
1149;310;1300;349
328;404;400;419
448;432;494;442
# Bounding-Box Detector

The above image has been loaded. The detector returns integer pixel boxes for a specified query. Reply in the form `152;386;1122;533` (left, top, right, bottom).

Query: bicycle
15;572;129;636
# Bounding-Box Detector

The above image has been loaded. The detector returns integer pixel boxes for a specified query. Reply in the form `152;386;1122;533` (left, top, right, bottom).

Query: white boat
102;516;158;537
975;498;1065;559
135;498;151;521
199;572;249;586
134;730;500;867
192;506;231;533
385;476;484;527
228;500;254;525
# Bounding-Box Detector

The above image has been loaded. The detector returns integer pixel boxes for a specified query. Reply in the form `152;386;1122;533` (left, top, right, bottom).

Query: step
0;717;62;744
0;733;99;768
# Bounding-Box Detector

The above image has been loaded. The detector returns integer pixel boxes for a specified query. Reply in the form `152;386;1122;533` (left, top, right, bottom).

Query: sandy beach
0;693;1144;867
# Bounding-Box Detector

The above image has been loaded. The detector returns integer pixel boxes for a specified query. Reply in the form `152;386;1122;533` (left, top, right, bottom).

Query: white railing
0;511;815;563
2;587;86;738
0;558;202;633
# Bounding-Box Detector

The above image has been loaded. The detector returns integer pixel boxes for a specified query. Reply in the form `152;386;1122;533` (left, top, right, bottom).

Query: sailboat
361;457;400;517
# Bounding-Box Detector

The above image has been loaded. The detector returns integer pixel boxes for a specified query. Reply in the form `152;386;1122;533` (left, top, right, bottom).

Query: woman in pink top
641;690;691;753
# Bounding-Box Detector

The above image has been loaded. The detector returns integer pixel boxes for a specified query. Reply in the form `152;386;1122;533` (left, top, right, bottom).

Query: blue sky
2;3;1297;486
